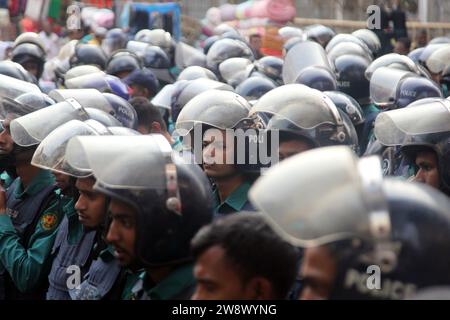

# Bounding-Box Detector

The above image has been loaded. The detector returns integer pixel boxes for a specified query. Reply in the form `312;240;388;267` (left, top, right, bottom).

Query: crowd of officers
0;21;449;301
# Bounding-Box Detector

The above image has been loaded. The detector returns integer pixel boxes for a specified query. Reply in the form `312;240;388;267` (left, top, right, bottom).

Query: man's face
393;42;408;55
192;245;267;300
23;61;39;77
129;84;149;99
74;177;107;229
418;33;427;47
299;246;337;300
53;172;71;193
413;150;440;189
0;119;14;155
106;198;137;267
278;139;313;162
250;36;262;51
202;129;238;179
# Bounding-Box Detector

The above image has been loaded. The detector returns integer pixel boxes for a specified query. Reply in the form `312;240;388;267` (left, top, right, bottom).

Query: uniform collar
214;181;252;214
14;169;55;198
145;263;195;300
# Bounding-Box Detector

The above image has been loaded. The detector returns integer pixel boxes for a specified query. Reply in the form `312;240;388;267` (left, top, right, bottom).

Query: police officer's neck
146;265;177;285
214;174;245;203
16;162;41;189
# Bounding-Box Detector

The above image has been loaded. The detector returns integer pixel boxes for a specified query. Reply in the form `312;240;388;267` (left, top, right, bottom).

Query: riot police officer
249;146;450;299
30;120;138;300
374;98;450;196
249;84;359;161
64;135;213;299
175;90;258;217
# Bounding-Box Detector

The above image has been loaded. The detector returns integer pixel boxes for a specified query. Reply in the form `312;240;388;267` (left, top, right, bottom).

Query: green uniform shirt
0;171;14;189
121;269;146;300
146;264;195;300
0;170;63;293
362;103;380;118
213;181;252;216
442;84;449;98
124;264;195;300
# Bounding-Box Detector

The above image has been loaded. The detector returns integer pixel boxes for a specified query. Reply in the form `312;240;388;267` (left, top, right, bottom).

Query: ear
150;121;162;134
247;277;275;300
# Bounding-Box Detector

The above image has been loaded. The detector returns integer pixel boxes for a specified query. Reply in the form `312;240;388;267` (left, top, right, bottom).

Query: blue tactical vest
46;216;97;300
69;251;121;300
0;178;57;300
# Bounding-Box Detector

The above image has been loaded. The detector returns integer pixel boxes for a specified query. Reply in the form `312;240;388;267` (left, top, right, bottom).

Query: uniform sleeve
0;197;64;293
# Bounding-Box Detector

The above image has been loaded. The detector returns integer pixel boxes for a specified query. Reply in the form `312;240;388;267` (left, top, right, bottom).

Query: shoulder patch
40;212;58;230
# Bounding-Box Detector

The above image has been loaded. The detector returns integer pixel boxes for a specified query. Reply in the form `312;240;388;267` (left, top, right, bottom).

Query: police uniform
71;245;122;300
46;197;96;300
213;181;255;217
123;264;195;300
359;103;380;154
0;169;63;299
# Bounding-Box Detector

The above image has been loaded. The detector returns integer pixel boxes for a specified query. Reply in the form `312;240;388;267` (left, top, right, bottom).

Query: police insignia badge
41;213;58;230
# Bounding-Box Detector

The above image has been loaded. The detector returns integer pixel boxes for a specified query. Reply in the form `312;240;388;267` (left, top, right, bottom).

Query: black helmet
15;92;55;109
249;146;450;300
295;66;337;92
326;34;372;55
418;44;448;68
0;90;52;121
408;47;425;63
13;32;45;52
64;65;103;83
365;53;427;81
283;40;336;91
102;28;128;56
426;45;450;76
141;45;175;85
206;38;254;74
11;43;46;79
250;84;354;149
31;119;139;177
282;36;305;57
352;29;382;56
170;78;234;123
0;73;41;101
177;66;217;81
69;44;107;69
11;88;129;146
135;29;172;49
370;66;441;110
175;89;250;134
395;77;442;109
278;26;304;40
323;91;365;126
175;42;206;70
254;56;283;84
218;57;254;87
328;42;373;67
203;35;220;55
101;93;138;129
0;60;35;82
65;135;214;267
141;45;171;69
236;76;277;101
305;24;335;47
105;50;142;78
334;54;371;105
374;98;450;195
